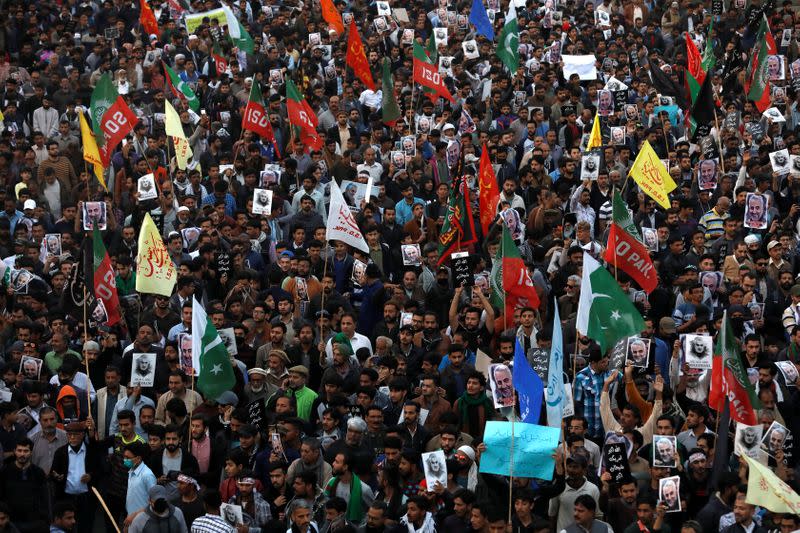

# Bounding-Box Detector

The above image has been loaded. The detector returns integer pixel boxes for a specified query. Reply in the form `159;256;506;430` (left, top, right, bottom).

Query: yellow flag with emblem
164;100;192;170
136;212;177;297
585;111;602;152
628;140;676;209
744;455;800;514
79;111;108;191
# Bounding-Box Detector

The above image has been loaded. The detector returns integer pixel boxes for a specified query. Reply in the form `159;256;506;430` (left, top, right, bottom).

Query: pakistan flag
576;252;645;353
496;1;519;73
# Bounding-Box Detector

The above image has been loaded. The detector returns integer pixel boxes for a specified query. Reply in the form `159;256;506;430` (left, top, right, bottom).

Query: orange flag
139;0;160;37
478;145;499;236
321;0;344;36
345;21;376;91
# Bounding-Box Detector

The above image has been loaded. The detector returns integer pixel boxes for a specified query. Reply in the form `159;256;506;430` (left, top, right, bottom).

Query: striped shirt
190;514;236;533
698;208;729;241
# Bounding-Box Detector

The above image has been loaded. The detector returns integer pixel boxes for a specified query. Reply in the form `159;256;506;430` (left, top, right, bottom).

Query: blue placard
479;421;560;480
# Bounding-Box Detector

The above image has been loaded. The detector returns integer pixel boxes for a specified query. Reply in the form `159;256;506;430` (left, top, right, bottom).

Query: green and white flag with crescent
576;252;645;353
496;1;519;73
192;296;236;399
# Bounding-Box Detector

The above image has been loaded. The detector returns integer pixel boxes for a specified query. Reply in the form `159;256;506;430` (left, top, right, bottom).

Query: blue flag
469;0;495;41
546;304;566;428
513;339;543;424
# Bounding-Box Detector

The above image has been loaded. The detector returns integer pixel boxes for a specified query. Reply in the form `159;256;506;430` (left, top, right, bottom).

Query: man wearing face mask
127;485;188;533
123;441;157;517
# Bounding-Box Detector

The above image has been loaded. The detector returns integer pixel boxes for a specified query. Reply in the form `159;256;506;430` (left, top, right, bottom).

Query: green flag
701;18;716;73
576;252;645;352
232;19;255;54
381;58;401;126
496;1;519;73
162;62;200;112
611;190;642;242
192;297;236;399
426;32;438;63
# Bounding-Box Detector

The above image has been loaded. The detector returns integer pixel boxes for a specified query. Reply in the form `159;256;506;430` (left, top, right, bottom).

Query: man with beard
0;438;50;531
683;449;712;515
448;287;495;354
30;406;66;475
548;454;600;533
189;414;225;488
287;324;323;391
263;462;293;521
148;425;199;501
243;368;270;405
323;452;375;524
141;295;180;338
622;495;667;533
281;366;319;422
287;438;332;489
372;300;401;342
599;476;638;533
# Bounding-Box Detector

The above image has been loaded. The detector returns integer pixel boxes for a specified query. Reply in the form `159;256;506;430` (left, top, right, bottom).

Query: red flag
745;16;778;113
211;44;228;77
478;146;499;236
604;224;658;293
139;0;160;37
92;225;121;326
412;42;454;103
710;313;760;425
345;21;376;91
321;0;344;36
685;33;704;84
286;80;323;151
242;82;279;156
490;225;541;316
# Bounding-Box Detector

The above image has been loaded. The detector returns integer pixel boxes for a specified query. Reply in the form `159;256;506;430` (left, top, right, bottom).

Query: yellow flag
79;111;108;191
744;455;800;514
136;213;177;297
628;140;676;209
585;112;602;151
164;100;186;140
164;100;192;170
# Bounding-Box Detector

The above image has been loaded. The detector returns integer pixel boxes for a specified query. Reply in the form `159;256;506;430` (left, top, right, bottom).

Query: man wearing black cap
127;484;188;533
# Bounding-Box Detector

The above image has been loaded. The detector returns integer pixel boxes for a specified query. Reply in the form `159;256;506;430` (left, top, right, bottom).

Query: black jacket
50;440;103;499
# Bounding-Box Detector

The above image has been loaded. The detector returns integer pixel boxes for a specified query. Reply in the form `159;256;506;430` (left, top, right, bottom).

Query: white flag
326;180;369;253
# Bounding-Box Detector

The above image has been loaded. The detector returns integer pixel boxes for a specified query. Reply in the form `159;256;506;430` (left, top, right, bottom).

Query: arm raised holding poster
479;421;560;480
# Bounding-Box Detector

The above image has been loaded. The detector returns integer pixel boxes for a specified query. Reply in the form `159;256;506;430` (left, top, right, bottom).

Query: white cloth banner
326;181;370;253
562;55;598;81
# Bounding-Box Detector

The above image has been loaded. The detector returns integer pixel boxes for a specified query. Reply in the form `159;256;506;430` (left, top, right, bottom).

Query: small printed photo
402;244;422;266
775;360;799;386
735;423;763;458
697;159;719;191
624;104;639;122
771;86;787;106
374;16;389;33
790;59;800;80
376;1;391;16
683;334;713;369
761;421;790;457
269;69;283;86
138;173;158;201
181;227;201;251
439;56;454;77
699;271;722;294
82;201;107;231
351;259;367;286
220;503;243;527
433;27;448;47
597;89;614;117
659;476;682;512
610;127;626;145
422;450;447;491
42;233;62;258
342;12;354;25
791;155;800;176
626;337;651;368
252;188;273;216
581;153;600;180
416;116;432;134
652;435;677;468
19;355;42;380
488;363;514;408
261;164;280;187
744;192;769;230
767;55;785;81
402;29;415;46
391;151;406;170
308;32;321;46
130;352;157;387
401;135;417;156
217;327;238;356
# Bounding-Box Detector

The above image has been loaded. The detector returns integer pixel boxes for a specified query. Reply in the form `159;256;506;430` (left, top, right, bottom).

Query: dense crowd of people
0;0;798;532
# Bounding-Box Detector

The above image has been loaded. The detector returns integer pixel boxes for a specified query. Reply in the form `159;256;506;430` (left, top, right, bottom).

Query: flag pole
319;242;330;348
713;109;726;175
508;390;515;525
91;487;122;533
501;224;507;333
612;187;618;282
82;284;92;410
231;126;247;167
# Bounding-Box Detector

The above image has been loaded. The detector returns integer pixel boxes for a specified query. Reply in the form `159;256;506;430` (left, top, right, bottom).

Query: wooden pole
508;391;515;525
82;285;92;410
231;126;247;167
91;486;122;533
319;242;329;351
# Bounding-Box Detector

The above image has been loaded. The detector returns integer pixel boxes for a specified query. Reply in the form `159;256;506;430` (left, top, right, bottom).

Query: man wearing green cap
324;313;372;366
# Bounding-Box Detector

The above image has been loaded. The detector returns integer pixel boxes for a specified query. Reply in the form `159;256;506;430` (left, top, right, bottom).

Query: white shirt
65;443;88;495
49;371;96;403
357;161;383;182
358;89;383;111
325;332;373;365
